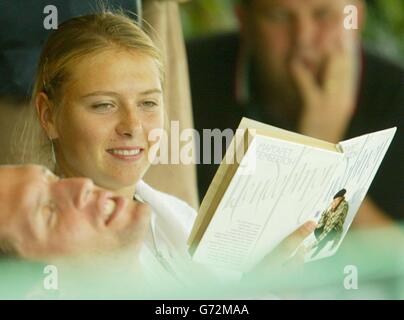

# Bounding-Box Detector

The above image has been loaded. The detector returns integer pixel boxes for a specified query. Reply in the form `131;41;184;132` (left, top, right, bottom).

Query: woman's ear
35;92;59;139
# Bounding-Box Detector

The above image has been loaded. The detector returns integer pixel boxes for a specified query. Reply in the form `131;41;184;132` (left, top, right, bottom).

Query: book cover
188;118;397;272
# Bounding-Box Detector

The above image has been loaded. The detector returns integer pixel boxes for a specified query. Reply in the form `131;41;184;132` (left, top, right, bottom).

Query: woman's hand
244;221;317;279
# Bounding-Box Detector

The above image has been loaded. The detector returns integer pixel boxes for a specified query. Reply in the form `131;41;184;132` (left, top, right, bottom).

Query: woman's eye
91;103;116;113
140;100;158;109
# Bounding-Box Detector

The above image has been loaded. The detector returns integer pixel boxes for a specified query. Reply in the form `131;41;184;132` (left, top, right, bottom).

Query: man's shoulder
186;32;240;82
186;32;243;129
363;49;404;81
186;32;240;60
357;50;404;220
360;49;404;114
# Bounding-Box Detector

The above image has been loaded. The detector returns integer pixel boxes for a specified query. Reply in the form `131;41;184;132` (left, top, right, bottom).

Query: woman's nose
116;110;142;138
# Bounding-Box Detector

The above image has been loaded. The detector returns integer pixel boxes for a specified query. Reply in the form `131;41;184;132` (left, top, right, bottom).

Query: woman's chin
95;173;142;193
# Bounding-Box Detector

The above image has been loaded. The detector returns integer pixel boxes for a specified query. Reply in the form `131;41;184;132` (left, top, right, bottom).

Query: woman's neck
112;185;137;199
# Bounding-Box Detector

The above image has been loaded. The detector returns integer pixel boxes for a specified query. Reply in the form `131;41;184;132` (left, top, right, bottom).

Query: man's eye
265;9;291;23
82;188;91;204
314;8;333;21
91;103;116;113
43;202;58;229
48;211;58;230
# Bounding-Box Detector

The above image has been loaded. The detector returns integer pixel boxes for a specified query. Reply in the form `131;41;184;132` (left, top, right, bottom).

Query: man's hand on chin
292;31;358;143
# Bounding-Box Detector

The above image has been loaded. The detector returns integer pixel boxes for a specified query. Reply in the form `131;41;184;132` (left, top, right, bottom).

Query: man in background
187;0;403;224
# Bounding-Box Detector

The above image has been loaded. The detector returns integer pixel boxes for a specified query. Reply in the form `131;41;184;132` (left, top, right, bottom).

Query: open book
188;118;396;272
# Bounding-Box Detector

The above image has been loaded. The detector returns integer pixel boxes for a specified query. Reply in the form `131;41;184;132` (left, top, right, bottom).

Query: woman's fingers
246;221;317;279
277;221;317;259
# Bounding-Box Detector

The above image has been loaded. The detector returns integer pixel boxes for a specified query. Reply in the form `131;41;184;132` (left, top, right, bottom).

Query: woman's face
50;49;163;191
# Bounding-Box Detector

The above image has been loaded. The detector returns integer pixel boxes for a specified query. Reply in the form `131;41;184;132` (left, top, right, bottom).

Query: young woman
16;10;315;287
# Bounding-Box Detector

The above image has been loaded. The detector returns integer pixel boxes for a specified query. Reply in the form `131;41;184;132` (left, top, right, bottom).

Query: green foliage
180;0;237;38
363;0;404;64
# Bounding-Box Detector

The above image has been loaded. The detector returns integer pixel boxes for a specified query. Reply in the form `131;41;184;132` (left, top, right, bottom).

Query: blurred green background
180;0;404;66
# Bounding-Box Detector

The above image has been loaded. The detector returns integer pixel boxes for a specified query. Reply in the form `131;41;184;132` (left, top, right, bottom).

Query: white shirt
134;180;209;290
134;180;243;296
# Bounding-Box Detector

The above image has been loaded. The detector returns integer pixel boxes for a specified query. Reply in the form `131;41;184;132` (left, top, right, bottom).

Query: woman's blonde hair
13;9;164;169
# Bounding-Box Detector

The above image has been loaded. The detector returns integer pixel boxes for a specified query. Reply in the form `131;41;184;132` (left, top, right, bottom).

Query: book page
188;128;251;247
304;127;397;262
191;134;343;272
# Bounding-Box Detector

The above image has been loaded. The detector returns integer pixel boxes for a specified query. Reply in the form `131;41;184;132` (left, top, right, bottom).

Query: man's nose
115;109;142;138
67;178;95;209
293;15;315;52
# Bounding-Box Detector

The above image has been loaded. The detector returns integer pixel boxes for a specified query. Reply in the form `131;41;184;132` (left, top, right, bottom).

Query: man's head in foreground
0;165;150;260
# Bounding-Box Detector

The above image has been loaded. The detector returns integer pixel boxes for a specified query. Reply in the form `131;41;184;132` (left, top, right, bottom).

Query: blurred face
45;49;164;192
240;0;361;90
0;165;150;259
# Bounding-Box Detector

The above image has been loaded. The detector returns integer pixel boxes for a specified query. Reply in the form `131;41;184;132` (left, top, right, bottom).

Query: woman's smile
106;146;145;162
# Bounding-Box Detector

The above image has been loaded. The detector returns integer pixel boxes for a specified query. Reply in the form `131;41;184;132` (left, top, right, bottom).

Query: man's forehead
7;167;50;220
27;165;50;174
0;165;55;187
0;167;44;226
